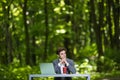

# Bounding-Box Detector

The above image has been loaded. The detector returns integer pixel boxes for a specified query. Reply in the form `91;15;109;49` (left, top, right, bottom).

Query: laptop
40;63;56;75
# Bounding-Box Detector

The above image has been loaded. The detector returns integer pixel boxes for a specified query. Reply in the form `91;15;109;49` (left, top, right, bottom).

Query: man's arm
53;60;61;74
66;59;76;74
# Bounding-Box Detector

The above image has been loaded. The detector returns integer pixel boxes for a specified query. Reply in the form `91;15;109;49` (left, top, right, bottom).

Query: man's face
58;50;66;59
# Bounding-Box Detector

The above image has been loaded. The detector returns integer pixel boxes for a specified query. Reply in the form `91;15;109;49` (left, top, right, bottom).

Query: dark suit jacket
53;58;76;80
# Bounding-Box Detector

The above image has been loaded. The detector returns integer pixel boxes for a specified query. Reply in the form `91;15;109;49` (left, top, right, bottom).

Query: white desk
29;74;90;80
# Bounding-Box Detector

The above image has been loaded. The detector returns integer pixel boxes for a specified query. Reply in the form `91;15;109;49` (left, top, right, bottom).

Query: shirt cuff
58;62;61;66
66;62;69;66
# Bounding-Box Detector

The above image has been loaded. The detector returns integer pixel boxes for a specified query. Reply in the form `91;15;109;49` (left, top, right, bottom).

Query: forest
0;0;120;80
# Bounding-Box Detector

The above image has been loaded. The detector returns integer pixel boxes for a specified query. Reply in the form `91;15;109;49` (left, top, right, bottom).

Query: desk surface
29;74;90;80
30;74;90;77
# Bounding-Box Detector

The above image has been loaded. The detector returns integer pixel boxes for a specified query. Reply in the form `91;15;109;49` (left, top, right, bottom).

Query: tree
89;0;104;72
22;0;31;65
1;0;13;64
43;0;49;60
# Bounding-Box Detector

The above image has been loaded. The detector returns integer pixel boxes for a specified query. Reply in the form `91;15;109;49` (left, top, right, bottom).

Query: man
53;47;76;80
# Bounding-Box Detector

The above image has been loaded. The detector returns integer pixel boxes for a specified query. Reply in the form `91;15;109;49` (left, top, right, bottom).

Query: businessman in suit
53;47;76;80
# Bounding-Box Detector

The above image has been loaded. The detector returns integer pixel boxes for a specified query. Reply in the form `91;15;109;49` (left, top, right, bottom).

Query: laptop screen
40;63;56;75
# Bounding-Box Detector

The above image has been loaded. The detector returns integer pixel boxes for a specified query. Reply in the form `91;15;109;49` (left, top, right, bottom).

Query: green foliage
0;58;39;80
74;44;97;74
1;63;120;80
0;65;31;80
104;47;120;71
91;71;120;80
0;58;120;80
79;43;97;58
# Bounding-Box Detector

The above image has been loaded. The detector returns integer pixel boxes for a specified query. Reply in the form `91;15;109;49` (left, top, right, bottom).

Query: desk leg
29;75;32;80
87;76;90;80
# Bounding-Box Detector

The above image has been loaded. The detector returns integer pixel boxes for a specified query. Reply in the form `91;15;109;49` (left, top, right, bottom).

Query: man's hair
56;47;67;55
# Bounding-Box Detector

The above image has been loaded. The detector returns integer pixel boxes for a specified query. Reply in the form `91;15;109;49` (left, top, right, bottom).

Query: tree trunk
31;36;36;65
23;0;31;65
2;2;13;64
97;0;104;71
64;32;72;58
111;0;120;49
89;0;104;72
71;0;81;59
64;0;74;59
43;0;49;61
88;2;95;44
106;0;113;48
